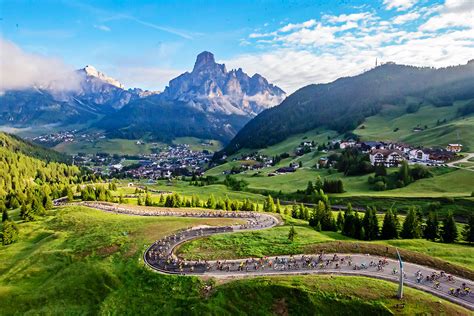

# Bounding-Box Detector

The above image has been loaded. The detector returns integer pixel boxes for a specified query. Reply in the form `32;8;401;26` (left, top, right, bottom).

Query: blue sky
1;0;473;93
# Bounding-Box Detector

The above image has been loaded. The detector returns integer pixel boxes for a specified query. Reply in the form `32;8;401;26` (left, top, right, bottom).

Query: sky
0;0;473;93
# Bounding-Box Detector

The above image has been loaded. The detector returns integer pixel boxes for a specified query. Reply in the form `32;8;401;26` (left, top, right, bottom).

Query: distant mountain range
0;65;159;126
0;51;285;142
97;52;286;142
222;60;474;155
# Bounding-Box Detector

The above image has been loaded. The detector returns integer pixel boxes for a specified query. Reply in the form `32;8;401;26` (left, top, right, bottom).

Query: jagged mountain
222;61;474;155
97;51;286;142
0;66;159;126
162;51;285;116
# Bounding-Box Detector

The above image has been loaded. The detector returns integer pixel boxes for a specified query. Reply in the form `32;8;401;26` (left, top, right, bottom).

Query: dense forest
0;133;80;209
223;61;474;155
0;132;70;163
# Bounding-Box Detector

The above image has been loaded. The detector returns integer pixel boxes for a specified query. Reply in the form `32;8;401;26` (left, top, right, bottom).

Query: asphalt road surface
81;202;474;311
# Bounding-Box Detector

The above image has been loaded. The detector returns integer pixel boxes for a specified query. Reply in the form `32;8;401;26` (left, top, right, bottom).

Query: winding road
81;202;474;311
447;152;474;172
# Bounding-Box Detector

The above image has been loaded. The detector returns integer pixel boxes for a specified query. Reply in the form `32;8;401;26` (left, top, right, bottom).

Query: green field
178;217;474;273
227;166;474;198
354;100;474;151
119;180;267;203
173;137;223;152
2;206;470;314
54;138;163;155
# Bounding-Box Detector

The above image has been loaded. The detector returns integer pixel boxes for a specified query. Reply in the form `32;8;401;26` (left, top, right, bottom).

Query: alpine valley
0;51;285;142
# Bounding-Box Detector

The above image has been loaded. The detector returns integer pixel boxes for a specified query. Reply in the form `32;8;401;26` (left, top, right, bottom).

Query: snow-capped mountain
0;65;160;126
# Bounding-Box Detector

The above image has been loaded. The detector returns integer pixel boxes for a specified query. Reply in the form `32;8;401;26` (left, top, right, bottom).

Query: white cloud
234;3;473;93
419;0;474;31
323;12;374;23
279;19;317;32
393;12;420;24
0;38;81;92
383;0;418;11
94;24;111;32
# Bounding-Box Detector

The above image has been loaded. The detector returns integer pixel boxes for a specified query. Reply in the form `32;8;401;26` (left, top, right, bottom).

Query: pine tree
305;181;314;195
288;225;297;242
264;195;275;212
342;204;354;237
43;195;53;210
401;208;421;239
32;198;45;216
66;187;74;202
352;211;362;239
291;204;298;218
206;194;216;209
276;199;281;213
362;207;379;240
423;212;439;241
159;194;165;205
381;209;398;239
315;221;322;232
1;220;19;245
145;194;152;206
398;161;412;186
336;210;344;231
441;212;458;243
462;215;474;243
20;203;34;222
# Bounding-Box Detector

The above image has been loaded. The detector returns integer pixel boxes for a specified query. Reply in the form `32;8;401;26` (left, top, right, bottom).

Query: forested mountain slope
0;132;80;208
223;61;474;155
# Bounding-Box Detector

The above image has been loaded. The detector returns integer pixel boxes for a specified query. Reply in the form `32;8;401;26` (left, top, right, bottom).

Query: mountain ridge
221;61;474;155
96;51;286;142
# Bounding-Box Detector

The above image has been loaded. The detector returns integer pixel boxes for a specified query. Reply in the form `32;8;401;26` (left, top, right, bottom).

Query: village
220;138;463;177
72;144;212;180
30;130;106;147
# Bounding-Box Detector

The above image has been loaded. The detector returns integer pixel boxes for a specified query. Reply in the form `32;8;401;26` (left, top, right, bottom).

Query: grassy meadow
177;216;474;274
354;100;474;151
54;138;163;155
2;206;471;314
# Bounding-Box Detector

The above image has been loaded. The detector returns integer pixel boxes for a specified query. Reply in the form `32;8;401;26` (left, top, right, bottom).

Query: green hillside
355;100;474;150
223;62;474;155
0;132;70;163
0;206;470;315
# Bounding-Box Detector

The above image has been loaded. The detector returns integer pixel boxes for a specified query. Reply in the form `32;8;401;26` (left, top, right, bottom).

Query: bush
373;181;386;191
1;220;19;245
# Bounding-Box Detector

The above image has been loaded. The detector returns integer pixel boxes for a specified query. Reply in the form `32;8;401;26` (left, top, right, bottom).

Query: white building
370;149;405;167
408;149;430;162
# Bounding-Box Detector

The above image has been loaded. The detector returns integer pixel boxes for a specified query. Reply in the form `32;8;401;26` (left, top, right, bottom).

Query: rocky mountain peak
192;51;226;74
163;51;286;116
80;65;125;89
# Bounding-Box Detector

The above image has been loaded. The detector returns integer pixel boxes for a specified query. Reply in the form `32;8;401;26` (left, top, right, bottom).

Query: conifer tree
288;225;296;242
401;208;421;239
441;212;458;243
1;220;19;245
362;207;379;240
463;215;474;243
423;212;439;241
381;209;398;239
336;210;344;231
276;199;281;213
43;195;53;210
